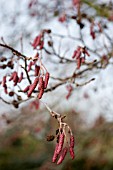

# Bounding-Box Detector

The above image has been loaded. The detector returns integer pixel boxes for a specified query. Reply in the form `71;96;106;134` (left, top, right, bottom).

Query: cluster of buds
52;130;75;165
31;29;51;50
42;103;75;165
90;21;103;39
23;58;50;99
9;71;23;86
72;46;90;69
31;32;44;49
1;71;23;95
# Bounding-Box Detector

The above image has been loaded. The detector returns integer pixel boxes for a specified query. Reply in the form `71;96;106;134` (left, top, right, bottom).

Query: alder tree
0;0;113;165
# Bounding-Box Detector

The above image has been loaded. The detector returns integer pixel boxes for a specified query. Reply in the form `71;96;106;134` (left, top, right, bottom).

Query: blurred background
0;0;113;169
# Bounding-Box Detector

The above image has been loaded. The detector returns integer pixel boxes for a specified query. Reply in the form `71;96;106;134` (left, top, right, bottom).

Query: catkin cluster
23;60;50;99
52;131;75;165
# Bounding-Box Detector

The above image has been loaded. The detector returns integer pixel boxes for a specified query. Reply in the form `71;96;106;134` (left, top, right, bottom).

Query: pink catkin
2;76;6;87
34;65;40;76
38;88;44;99
39;40;44;50
52;143;59;163
13;72;19;86
70;135;74;148
23;85;30;92
4;84;8;94
32;35;42;49
27;61;33;72
75;49;81;59
72;50;77;59
44;72;50;89
69;147;75;160
9;72;15;81
77;58;81;69
18;72;23;83
57;147;68;165
27;77;39;97
56;133;65;155
84;49;90;57
33;52;39;61
66;84;73;100
13;72;18;81
90;22;95;39
38;77;43;90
